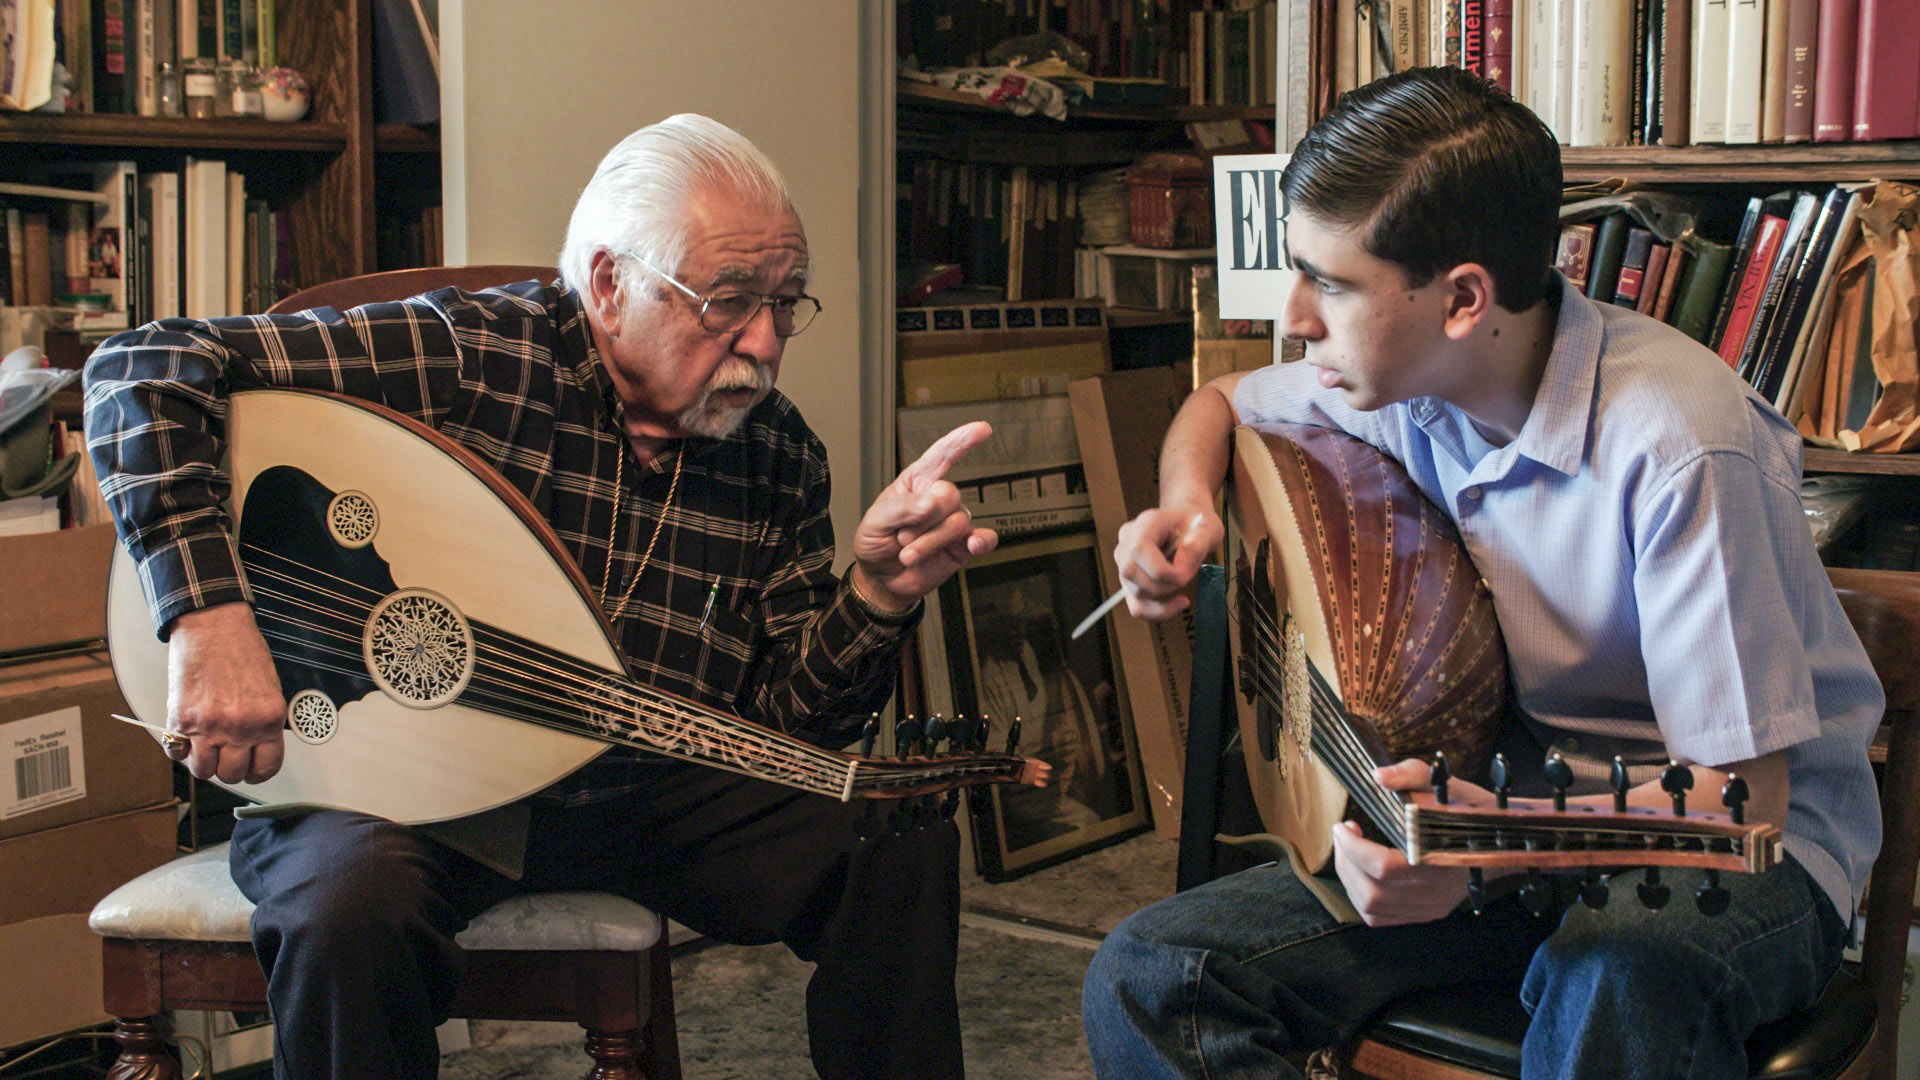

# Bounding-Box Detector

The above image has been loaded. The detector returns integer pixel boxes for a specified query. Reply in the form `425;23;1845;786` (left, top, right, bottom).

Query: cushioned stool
88;842;681;1079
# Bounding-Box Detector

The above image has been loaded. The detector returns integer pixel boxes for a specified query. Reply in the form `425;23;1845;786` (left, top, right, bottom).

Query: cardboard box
1068;369;1196;837
0;801;178;1047
0;523;118;655
0;652;172;841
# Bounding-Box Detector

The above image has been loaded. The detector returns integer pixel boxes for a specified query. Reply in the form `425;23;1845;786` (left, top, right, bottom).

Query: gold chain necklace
601;437;683;619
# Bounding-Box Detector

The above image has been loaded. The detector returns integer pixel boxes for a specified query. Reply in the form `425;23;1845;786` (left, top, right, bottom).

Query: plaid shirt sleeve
736;429;921;748
82;303;464;638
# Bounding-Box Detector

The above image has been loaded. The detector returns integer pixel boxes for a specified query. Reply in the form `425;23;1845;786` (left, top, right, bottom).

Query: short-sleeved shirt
1233;272;1883;924
83;278;915;801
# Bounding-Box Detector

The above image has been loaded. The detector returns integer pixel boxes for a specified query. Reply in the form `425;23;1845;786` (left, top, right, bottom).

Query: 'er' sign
1211;153;1291;321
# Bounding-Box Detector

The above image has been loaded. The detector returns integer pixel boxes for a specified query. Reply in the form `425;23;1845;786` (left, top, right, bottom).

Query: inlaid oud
1227;423;1780;919
104;389;1046;825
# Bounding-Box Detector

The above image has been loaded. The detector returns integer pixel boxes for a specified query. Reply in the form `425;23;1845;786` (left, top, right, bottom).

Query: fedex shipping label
2;706;87;819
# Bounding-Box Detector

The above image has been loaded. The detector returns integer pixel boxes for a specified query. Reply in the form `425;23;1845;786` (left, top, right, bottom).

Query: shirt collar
1503;271;1601;478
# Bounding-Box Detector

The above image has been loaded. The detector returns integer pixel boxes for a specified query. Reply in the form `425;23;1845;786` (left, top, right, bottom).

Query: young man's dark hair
1282;66;1562;312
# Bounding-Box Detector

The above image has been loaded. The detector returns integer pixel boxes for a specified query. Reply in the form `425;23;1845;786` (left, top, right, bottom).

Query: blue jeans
1082;857;1844;1079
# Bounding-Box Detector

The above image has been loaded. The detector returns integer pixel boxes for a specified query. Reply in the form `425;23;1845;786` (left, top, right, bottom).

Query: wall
441;1;878;558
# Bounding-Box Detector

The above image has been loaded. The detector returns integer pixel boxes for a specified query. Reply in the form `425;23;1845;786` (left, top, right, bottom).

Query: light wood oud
105;389;1043;825
1227;423;1779;918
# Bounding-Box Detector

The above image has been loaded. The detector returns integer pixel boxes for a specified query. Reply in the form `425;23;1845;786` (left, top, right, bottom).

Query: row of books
1;159;286;332
6;0;279;116
1322;0;1919;148
1185;2;1291;109
900;158;1083;304
1559;184;1879;439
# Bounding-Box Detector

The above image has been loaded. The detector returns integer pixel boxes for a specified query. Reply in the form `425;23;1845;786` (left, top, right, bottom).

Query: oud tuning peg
972;715;992;753
1579;870;1610;910
1490;753;1512;809
946;716;975;754
1723;774;1749;825
860;714;879;757
1467;868;1486;914
1636;867;1672;910
924;714;948;752
1519;870;1553;917
1661;760;1693;816
1430;752;1452;805
1544;753;1574;812
895;715;924;758
1611;756;1630;813
1694;870;1731;916
1004;717;1024;756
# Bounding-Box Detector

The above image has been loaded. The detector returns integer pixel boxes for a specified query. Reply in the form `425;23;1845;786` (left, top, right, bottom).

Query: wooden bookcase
0;0;439;300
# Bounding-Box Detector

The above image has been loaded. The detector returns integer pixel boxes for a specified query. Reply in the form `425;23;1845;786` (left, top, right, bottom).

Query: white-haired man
86;114;994;1079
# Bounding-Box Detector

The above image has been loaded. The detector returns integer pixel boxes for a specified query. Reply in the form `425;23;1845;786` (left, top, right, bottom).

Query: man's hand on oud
166;601;288;784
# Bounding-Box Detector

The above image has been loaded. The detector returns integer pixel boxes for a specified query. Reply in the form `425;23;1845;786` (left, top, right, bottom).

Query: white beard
676;359;774;439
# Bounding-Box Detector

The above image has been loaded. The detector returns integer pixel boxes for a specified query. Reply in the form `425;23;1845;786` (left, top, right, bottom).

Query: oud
104;389;1046;825
1226;422;1780;919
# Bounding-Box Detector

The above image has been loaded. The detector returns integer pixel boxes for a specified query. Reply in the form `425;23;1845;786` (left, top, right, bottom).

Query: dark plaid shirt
83;277;915;800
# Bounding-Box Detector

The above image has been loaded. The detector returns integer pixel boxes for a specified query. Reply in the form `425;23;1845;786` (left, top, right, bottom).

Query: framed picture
931;530;1151;881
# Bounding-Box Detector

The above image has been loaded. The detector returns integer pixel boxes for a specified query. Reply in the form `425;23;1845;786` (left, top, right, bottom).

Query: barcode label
15;746;72;800
2;705;87;820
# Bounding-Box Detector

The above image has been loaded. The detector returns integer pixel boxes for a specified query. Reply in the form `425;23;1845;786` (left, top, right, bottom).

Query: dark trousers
229;761;964;1080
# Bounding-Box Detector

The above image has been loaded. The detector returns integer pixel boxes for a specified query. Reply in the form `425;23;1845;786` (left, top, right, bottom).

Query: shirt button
1464;486;1483;500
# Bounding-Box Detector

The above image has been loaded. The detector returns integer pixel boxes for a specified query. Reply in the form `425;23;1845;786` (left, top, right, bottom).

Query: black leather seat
1362;964;1875;1079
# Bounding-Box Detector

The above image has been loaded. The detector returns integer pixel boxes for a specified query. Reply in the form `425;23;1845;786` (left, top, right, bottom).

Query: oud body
106;390;1039;825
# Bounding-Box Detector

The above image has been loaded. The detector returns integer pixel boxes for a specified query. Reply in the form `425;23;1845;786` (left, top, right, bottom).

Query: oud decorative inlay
363;589;475;709
288;690;338;744
327;490;379;548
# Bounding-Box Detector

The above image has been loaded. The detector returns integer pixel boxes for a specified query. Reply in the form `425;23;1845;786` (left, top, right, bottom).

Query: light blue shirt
1234;273;1884;924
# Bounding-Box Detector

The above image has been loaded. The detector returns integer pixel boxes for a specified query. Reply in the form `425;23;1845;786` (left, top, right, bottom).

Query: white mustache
709;363;772;394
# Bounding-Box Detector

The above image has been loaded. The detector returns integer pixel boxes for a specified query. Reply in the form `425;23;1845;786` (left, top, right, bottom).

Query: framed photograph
932;530;1151;881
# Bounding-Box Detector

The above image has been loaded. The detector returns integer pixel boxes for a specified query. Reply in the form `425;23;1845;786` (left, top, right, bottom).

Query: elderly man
86;114;996;1080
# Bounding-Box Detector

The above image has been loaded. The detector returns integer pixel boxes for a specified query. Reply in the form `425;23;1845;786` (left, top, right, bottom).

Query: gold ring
160;732;187;751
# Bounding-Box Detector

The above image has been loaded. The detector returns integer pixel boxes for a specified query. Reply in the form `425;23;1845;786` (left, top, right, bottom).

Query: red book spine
1851;0;1920;141
1483;0;1514;92
1461;0;1486;79
1637;243;1672;314
1812;0;1860;142
1715;215;1785;367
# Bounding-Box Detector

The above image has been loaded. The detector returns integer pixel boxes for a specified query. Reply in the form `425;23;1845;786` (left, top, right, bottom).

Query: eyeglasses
629;254;821;338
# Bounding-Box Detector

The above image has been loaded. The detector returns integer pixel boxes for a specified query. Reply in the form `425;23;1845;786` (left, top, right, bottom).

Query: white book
1722;0;1764;143
225;170;246;315
134;0;157;115
1524;0;1553;122
1570;0;1633;145
1549;0;1576;142
86;161;137;331
1279;0;1314;150
1692;0;1731;142
183;157;227;320
143;171;180;320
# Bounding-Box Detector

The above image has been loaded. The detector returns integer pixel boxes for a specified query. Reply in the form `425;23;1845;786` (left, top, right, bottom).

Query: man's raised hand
849;421;998;611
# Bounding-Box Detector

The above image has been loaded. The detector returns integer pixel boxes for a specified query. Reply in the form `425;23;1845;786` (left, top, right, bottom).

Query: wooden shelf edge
1804;448;1920;477
1563;141;1920;182
0;111;349;152
897;78;1269;124
375;123;440;153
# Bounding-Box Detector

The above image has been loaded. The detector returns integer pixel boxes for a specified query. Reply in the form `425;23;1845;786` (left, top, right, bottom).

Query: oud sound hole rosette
363;588;475;709
327;491;379;548
287;690;338;744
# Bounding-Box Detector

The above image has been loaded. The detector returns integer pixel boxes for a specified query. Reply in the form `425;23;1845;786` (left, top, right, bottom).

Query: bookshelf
1562;142;1920;184
0;0;440;315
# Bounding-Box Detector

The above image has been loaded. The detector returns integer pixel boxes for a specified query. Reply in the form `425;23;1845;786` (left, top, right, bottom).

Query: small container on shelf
1126;152;1213;249
156;62;182;117
217;60;263;118
182;57;218;119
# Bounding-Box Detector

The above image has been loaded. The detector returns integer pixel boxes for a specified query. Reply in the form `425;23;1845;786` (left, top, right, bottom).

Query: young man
1084;67;1882;1078
86;114;1007;1080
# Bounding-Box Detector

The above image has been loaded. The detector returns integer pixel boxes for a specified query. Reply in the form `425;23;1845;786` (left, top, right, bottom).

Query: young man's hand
1331;759;1493;926
1112;505;1221;620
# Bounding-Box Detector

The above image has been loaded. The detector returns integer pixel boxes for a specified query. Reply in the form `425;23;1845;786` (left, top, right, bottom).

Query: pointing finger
900;421;992;490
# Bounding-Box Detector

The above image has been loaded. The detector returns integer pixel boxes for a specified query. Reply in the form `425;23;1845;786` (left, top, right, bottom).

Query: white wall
441;1;881;559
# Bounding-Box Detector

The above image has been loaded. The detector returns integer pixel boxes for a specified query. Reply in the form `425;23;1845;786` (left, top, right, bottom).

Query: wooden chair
1179;565;1920;1080
87;266;681;1080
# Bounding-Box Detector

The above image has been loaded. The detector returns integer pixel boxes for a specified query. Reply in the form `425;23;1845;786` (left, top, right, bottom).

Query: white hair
557;114;795;299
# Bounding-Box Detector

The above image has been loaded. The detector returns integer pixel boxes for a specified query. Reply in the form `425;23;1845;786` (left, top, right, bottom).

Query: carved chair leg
582;1026;642;1080
105;1016;183;1080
